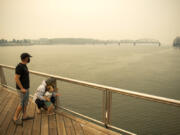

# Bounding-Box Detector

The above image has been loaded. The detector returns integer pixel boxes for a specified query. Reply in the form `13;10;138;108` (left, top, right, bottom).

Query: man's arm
15;74;26;93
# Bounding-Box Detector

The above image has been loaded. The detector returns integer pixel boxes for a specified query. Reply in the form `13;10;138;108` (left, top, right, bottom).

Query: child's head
46;85;54;92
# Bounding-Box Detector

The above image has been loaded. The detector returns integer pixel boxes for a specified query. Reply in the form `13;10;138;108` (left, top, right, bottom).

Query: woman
33;77;60;114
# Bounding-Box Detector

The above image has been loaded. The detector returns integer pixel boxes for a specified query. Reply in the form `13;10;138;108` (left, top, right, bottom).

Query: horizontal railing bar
0;64;180;107
108;125;136;135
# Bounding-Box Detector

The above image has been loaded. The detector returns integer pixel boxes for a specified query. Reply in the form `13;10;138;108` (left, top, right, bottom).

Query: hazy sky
0;0;179;44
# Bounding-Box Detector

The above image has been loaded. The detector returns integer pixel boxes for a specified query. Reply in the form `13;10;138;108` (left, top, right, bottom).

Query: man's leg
22;90;29;119
13;104;22;121
14;90;23;121
22;105;27;119
21;90;34;120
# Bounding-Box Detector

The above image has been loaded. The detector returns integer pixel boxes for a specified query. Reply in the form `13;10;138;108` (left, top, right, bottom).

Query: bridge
134;39;161;46
0;64;180;135
104;39;161;46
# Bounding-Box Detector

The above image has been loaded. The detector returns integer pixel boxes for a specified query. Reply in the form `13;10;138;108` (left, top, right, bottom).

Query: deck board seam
71;119;77;135
30;102;36;135
4;102;19;135
63;116;69;135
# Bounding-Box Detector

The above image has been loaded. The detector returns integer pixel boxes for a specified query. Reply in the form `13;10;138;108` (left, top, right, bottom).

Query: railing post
103;89;112;128
54;79;58;109
54;79;60;110
0;66;7;87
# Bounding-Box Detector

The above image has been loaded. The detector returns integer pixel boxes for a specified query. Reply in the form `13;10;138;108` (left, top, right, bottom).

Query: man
13;53;33;125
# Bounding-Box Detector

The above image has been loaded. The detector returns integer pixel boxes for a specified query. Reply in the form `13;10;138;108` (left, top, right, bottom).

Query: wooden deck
0;86;121;135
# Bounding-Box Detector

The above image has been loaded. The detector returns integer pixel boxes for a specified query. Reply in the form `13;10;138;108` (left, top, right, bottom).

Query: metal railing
0;64;180;135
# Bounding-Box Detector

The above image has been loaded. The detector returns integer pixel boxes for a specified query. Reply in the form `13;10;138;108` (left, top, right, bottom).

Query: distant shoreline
0;38;162;46
0;43;171;47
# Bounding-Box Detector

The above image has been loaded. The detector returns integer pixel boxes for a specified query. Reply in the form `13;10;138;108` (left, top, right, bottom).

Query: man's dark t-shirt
15;63;30;90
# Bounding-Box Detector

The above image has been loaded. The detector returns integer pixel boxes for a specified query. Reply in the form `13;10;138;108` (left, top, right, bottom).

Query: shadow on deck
0;86;121;135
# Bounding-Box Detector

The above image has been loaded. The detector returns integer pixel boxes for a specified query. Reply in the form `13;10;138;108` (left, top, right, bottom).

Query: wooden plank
0;92;13;115
22;102;32;134
0;88;7;94
60;112;121;135
14;124;23;135
0;90;9;106
5;112;20;135
82;125;105;135
0;96;18;135
63;116;76;135
41;113;49;135
32;104;41;135
56;114;66;135
63;116;72;135
0;91;8;107
0;94;16;125
14;110;24;135
58;112;87;126
72;120;84;135
5;120;17;135
14;104;25;135
5;93;22;135
22;101;36;135
48;114;58;135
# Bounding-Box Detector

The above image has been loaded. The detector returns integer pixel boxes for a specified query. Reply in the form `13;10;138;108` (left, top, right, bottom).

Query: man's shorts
17;89;29;107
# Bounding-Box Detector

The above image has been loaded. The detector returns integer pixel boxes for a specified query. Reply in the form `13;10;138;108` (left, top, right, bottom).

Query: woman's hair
46;77;56;86
45;77;56;92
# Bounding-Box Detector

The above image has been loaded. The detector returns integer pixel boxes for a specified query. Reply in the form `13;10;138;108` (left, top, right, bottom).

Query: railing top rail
0;64;180;107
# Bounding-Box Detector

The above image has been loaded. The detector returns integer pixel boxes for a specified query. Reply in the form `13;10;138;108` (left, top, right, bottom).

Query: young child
44;85;58;115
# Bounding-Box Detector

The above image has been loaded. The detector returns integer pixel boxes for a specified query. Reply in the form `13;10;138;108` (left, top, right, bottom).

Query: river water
0;44;180;134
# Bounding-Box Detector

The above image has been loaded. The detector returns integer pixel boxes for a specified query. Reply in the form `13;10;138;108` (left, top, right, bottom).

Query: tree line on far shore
0;38;105;46
0;39;31;45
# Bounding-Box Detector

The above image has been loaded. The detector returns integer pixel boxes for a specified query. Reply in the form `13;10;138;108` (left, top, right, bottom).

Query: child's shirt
44;91;53;98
